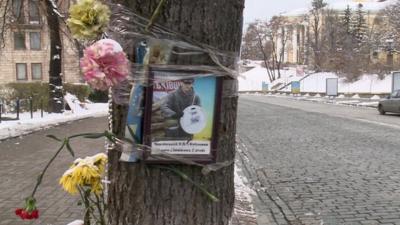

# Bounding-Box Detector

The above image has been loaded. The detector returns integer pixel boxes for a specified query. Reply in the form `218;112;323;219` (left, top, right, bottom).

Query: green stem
95;194;106;225
86;192;102;224
78;186;92;225
31;140;66;198
101;189;107;216
156;166;220;202
145;0;167;32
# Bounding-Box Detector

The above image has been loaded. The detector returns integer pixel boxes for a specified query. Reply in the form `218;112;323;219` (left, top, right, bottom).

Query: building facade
0;0;81;84
276;0;399;67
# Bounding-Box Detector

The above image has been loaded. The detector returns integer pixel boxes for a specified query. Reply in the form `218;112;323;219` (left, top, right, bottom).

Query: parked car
378;90;400;115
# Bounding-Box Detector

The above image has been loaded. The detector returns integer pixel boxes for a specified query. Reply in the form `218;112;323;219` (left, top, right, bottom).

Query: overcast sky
243;0;338;26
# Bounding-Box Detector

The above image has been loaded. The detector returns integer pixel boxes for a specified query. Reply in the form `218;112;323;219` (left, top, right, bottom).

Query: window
16;63;27;80
14;32;26;50
394;90;400;98
30;32;41;50
12;0;24;23
29;0;40;24
391;90;399;98
31;63;42;80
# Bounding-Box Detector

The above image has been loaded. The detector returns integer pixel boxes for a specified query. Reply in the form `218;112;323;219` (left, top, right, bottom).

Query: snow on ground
240;64;393;94
357;101;379;107
282;0;395;16
0;103;108;141
232;165;257;225
239;67;270;91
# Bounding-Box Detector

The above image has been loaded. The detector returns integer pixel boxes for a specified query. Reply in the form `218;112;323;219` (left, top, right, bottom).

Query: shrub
2;82;91;112
88;89;109;103
5;82;49;112
63;83;91;102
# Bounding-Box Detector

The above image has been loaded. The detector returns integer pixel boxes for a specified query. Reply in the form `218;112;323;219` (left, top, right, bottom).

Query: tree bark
108;0;244;224
44;0;63;113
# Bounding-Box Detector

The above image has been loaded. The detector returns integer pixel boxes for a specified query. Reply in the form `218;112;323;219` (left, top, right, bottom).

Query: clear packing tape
114;137;234;174
107;3;239;105
106;3;239;168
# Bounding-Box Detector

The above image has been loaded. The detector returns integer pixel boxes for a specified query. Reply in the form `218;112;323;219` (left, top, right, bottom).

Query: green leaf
104;131;117;144
82;133;105;139
46;134;62;142
66;141;75;157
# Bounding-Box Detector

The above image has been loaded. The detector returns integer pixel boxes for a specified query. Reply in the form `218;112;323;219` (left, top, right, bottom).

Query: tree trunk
108;0;244;224
44;0;63;113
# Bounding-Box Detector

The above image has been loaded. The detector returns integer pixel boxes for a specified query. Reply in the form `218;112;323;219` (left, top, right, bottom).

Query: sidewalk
0;112;259;225
232;160;259;225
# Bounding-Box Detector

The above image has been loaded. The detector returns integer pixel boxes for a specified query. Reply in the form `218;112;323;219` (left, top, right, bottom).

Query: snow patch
370;95;381;100
357;101;379;107
233;165;257;224
0;96;108;141
239;63;392;94
282;0;396;16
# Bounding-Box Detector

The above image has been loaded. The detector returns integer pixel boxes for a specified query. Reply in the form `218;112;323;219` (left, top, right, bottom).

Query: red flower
15;208;39;220
25;211;33;219
15;208;23;216
31;210;39;219
20;210;28;219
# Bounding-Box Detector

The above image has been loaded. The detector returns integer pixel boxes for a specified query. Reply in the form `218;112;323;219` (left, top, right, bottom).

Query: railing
0;97;45;123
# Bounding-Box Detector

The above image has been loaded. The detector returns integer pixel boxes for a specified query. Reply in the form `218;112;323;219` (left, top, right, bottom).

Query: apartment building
0;0;81;84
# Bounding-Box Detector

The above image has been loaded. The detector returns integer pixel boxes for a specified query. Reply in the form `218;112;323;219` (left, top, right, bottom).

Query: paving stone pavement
237;96;400;225
0;117;108;225
0;116;257;225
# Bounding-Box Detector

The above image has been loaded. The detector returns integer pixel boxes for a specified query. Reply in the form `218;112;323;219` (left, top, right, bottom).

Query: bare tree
268;15;290;80
241;21;268;60
240;16;289;82
43;0;64;113
382;0;400;67
309;0;327;71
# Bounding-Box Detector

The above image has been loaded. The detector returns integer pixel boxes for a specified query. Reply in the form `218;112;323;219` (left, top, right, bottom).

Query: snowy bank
0;103;108;141
239;65;392;94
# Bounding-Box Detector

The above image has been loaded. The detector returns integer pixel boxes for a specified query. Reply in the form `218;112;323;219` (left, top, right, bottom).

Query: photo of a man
146;71;218;159
160;79;201;138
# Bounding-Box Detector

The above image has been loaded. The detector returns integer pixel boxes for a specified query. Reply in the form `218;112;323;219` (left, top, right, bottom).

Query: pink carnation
80;39;129;91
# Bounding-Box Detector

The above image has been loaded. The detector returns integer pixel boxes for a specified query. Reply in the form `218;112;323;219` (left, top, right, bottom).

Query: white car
378;90;400;115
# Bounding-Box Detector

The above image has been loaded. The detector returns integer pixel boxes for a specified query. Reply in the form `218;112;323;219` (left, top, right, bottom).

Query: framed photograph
143;66;222;163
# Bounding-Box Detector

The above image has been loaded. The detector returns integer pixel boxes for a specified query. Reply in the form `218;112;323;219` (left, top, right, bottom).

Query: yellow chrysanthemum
67;0;111;40
91;153;107;174
59;168;79;194
59;154;108;195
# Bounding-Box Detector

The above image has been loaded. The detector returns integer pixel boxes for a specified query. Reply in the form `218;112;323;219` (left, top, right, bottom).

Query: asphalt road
237;95;400;225
0;117;108;225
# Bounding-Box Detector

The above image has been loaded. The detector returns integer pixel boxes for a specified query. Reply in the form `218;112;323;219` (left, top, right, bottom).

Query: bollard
41;99;43;118
16;98;20;120
30;97;33;119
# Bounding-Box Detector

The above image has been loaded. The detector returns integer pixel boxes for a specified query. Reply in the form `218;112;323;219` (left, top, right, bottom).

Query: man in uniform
161;78;201;138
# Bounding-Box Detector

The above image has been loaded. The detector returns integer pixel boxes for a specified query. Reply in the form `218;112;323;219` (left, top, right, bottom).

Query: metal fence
0;97;45;123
